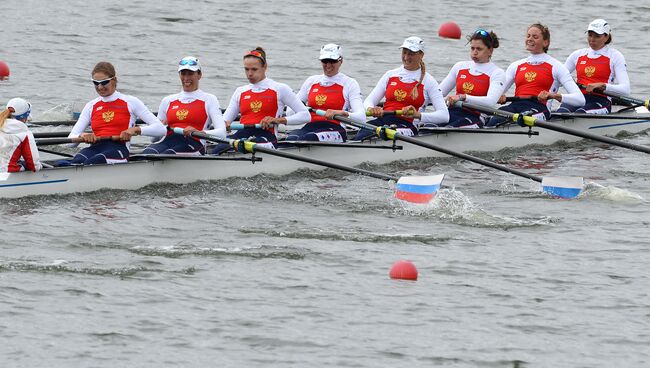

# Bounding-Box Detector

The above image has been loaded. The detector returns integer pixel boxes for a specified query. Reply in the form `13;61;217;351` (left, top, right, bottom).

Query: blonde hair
0;108;14;129
410;60;426;100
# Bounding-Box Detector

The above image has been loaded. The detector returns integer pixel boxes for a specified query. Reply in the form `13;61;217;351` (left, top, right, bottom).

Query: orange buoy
0;60;9;80
438;22;462;39
389;260;418;280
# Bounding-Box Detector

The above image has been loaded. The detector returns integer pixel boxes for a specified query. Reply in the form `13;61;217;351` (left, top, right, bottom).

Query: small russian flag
541;176;584;199
395;174;445;203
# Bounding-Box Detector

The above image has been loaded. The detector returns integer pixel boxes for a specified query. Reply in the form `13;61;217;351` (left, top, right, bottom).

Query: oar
577;83;650;110
551;112;650;120
504;96;538;103
172;128;444;204
314;109;584;199
33;131;73;138
35;136;120;146
458;101;650;155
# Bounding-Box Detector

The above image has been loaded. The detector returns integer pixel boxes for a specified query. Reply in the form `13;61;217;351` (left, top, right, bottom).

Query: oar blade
395;174;445;203
541;176;584;199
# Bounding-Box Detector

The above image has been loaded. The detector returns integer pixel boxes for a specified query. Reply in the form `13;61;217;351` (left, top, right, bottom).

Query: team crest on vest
102;110;114;122
250;100;262;113
315;94;327;106
524;71;537;82
176;109;189;120
584;66;596;78
394;89;407;102
462;82;474;94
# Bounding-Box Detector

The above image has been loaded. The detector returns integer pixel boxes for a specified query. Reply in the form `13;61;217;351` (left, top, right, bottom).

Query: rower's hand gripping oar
577;83;650;110
172;128;444;204
315;109;584;199
457;101;650;155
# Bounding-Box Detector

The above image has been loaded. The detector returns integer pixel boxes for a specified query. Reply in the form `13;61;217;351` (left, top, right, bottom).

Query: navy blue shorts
143;134;205;154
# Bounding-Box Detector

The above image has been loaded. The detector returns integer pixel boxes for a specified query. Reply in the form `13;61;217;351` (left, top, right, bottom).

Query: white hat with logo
178;56;201;72
587;19;610;35
6;97;31;120
319;44;342;60
400;36;425;52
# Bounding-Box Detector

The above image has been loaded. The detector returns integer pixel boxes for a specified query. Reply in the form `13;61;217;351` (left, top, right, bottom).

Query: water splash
395;188;556;228
580;182;645;202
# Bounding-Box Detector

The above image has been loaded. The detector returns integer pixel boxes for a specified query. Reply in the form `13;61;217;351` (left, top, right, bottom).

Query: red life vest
383;76;425;122
166;99;208;130
90;99;131;137
514;62;554;97
576;54;611;95
455;69;490;96
240;89;279;132
307;83;345;124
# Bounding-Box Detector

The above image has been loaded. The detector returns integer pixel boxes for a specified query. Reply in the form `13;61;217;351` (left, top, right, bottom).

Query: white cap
6;98;31;120
319;44;342;60
178;56;201;72
400;36;425;52
587;19;610;35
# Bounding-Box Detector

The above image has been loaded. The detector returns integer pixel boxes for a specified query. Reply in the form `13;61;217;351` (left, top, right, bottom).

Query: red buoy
438;22;462;39
389;260;418;280
0;60;9;80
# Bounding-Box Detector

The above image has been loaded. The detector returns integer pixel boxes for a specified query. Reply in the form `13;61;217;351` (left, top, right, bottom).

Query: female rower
144;56;226;154
286;43;365;142
486;23;584;127
439;29;505;128
557;19;630;114
354;36;448;141
65;61;166;165
212;47;310;154
0;98;42;172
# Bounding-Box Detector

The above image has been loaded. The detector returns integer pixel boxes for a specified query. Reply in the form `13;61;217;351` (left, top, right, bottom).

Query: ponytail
0;108;13;129
410;60;425;100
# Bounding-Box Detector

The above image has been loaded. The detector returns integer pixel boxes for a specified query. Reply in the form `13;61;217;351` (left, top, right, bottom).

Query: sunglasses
92;77;115;86
179;58;199;66
320;58;340;64
246;50;263;58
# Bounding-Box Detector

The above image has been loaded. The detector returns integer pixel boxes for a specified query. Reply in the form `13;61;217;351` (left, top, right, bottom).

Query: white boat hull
3;113;650;198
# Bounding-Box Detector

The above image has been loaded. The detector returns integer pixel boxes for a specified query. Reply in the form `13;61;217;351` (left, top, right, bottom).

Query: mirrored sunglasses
92;77;114;86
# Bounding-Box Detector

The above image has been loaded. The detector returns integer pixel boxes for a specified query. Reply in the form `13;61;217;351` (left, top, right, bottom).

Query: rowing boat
2;108;649;198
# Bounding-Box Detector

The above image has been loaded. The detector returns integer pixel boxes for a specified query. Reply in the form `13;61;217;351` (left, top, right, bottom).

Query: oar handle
230;123;261;130
577;83;649;109
35;135;120;146
365;110;403;116
505;96;537;102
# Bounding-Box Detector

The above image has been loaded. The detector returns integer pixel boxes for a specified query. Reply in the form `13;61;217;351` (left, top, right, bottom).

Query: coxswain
439;29;505;128
286;43;365;142
0;98;42;172
353;36;448;141
145;56;226;154
65;61;166;165
486;24;585;127
211;47;310;154
556;19;630;114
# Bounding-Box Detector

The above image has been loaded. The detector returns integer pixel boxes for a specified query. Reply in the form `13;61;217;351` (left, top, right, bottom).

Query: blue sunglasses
179;58;199;66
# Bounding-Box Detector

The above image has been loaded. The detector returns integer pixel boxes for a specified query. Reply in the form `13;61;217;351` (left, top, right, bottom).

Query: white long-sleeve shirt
296;72;366;123
563;45;630;95
158;89;226;138
0;119;42;173
69;91;166;146
364;66;449;125
439;60;505;106
504;53;585;108
223;78;310;126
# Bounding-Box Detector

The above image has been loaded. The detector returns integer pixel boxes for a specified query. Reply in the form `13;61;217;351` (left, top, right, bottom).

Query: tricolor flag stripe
395;182;441;194
395;191;435;203
541;176;584;199
394;174;445;204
